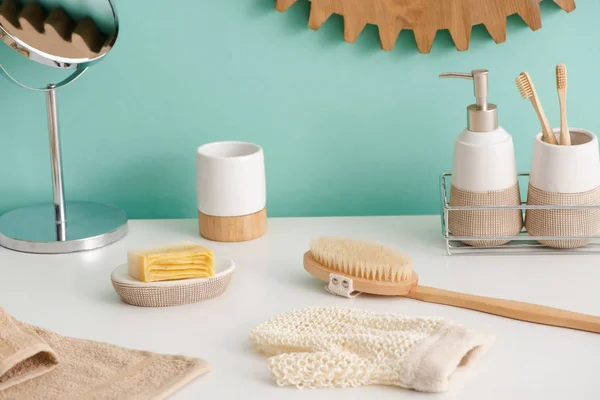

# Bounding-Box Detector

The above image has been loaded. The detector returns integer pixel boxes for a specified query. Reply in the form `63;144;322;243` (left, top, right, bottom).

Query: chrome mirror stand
0;68;127;254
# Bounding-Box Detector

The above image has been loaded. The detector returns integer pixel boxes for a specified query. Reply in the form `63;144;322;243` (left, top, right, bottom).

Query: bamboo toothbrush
556;64;570;146
516;72;558;145
304;237;600;334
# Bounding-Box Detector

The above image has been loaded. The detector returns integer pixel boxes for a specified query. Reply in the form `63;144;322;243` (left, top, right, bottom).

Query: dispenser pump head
439;69;498;132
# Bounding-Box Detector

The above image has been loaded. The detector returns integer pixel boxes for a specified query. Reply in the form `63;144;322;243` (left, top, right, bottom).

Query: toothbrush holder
196;141;267;242
526;128;600;248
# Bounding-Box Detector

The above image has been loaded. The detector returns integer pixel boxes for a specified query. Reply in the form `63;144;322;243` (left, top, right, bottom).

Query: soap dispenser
440;69;523;246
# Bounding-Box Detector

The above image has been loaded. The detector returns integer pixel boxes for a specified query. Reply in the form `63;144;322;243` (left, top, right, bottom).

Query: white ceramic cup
196;141;266;217
530;128;600;193
526;128;600;248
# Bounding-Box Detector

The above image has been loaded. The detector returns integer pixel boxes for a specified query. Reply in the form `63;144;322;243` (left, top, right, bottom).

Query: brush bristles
516;72;533;99
309;237;413;282
556;64;567;90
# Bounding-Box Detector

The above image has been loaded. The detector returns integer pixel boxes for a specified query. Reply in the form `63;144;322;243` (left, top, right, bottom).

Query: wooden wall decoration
274;0;576;53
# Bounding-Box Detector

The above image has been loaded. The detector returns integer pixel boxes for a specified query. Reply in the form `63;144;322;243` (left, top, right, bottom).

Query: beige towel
0;309;210;399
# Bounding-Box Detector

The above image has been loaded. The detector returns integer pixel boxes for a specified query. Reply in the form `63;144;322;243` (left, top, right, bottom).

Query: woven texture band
525;184;600;249
449;183;523;247
112;272;234;307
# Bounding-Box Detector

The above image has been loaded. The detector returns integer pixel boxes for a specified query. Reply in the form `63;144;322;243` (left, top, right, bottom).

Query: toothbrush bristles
556;64;567;90
516;72;533;99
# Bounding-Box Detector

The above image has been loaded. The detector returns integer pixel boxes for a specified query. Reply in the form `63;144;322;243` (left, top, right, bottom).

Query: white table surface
1;216;599;399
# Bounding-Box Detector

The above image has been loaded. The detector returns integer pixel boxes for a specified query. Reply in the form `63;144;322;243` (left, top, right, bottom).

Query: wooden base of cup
198;208;267;242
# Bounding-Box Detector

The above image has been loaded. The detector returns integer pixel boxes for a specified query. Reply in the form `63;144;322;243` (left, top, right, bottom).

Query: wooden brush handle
529;96;558;145
406;285;600;334
558;90;570;145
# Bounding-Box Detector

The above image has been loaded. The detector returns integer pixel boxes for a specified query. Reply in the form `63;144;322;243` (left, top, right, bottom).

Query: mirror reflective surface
0;0;126;254
0;0;118;69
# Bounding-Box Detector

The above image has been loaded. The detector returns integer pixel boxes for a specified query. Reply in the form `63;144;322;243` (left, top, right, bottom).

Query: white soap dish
111;256;236;307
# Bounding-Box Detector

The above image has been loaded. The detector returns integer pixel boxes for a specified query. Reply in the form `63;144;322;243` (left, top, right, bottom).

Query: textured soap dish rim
111;256;235;307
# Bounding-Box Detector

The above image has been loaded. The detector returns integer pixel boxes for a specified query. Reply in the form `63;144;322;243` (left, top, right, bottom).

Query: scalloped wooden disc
275;0;576;53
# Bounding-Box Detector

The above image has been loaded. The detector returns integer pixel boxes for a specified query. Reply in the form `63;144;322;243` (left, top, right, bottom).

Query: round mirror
0;0;126;254
0;0;118;69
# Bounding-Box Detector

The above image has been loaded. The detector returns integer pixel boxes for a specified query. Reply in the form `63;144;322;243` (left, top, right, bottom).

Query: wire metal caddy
440;173;600;255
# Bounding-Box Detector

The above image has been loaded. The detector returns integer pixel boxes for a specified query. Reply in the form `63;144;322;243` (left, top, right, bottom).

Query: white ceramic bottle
441;69;523;246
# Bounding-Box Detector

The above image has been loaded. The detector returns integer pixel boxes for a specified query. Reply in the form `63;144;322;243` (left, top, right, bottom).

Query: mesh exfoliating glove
250;306;494;393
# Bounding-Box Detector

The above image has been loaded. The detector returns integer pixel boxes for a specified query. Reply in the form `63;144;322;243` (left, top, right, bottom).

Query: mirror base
0;201;127;254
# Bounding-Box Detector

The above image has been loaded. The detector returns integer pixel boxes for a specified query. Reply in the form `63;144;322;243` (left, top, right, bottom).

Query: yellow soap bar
128;242;215;283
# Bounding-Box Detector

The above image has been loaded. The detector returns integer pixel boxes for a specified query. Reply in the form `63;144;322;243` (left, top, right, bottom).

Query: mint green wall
0;1;598;218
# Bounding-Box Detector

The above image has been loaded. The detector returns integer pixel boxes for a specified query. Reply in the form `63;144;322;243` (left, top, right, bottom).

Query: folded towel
0;308;210;399
0;311;59;391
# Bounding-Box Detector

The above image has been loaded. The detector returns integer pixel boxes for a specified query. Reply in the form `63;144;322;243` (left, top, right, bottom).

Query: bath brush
111;256;235;307
275;0;576;53
304;237;600;334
